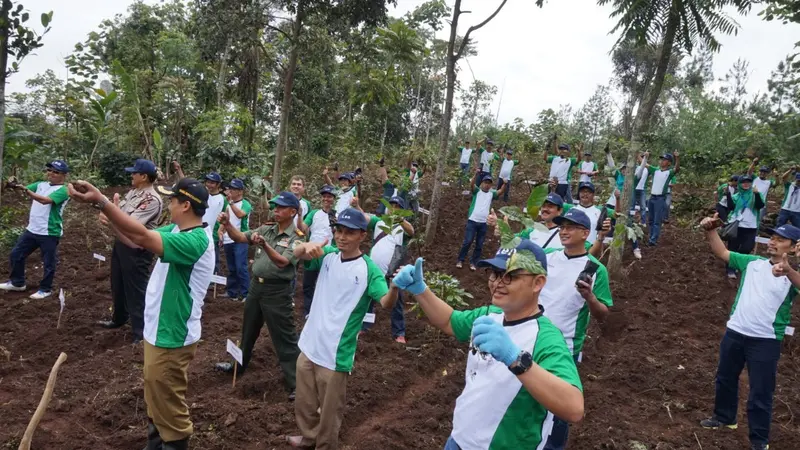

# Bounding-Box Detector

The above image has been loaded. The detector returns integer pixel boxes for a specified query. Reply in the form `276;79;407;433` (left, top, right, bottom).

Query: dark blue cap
46;160;70;173
584;152;592;156
476;240;548;274
729;175;740;182
544;193;564;207
389;196;406;209
766;225;800;242
558;144;570;151
486;139;494;145
660;153;674;162
795;173;800;181
125;159;157;175
338;172;354;181
760;166;770;172
481;174;493;183
506;149;514;155
335;208;369;231
319;184;336;196
740;174;754;183
553;208;592;229
270;191;301;209
204;172;222;183
578;182;596;193
228;178;245;190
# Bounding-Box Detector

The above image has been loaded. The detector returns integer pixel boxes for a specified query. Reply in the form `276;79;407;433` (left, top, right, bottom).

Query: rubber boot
163;438;189;450
143;421;163;450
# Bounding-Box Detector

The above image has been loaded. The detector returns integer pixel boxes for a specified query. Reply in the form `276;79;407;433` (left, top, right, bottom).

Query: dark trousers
497;178;510;202
777;208;800;227
110;240;153;339
726;227;758;275
632;189;647;224
239;280;300;389
9;230;60;291
647;195;667;245
555;183;573;204
713;328;781;445
715;204;731;222
457;220;487;265
475;171;489;188
544;354;581;450
361;291;406;337
224;242;250;298
302;269;320;317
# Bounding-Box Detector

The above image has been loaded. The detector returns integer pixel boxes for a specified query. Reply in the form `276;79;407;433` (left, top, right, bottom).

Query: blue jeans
361;291;405;337
497;178;510;202
224;242;250;298
457;220;488;265
302;269;320;317
9;230;60;291
444;436;461;450
713;328;781;445
555;183;573;204
665;192;672;220
777;208;800;227
632;189;647;224
647;195;667;245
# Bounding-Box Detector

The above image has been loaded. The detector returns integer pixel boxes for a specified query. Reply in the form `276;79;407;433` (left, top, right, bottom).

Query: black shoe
163;438;188;450
132;337;143;345
142;421;163;450
215;362;238;373
288;389;296;402
699;417;738;430
98;320;125;329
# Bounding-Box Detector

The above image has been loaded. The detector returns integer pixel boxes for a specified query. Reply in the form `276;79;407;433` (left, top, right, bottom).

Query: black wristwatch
508;351;533;376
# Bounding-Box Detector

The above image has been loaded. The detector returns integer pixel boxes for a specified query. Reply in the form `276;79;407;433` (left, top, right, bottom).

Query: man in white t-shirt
777;170;800;227
646;151;680;246
698;217;800;450
221;178;253;301
748;158;775;219
577;152;598;183
497;149;518;202
514;193;565;250
477;140;499;188
562;182;616;245
458;140;475;187
457;172;507;271
545;143;579;204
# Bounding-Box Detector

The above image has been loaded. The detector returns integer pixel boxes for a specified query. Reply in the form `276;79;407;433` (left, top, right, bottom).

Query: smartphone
576;260;599;287
596;207;608;232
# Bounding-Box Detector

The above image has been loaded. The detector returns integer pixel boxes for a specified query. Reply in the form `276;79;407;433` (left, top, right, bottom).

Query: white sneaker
727;272;737;280
29;290;52;300
633;248;642;260
0;282;26;292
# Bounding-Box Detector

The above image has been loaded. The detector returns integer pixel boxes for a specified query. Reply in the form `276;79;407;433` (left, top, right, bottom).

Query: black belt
253;276;290;285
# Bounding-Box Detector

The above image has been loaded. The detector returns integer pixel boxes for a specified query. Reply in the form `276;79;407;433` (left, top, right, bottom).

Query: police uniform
101;160;163;342
232;194;305;392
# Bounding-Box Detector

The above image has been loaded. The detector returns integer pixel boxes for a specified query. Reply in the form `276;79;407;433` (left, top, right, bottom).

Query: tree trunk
271;9;303;193
424;0;461;245
216;37;230;108
607;6;679;278
424;83;436;149
380;116;387;153
0;4;9;208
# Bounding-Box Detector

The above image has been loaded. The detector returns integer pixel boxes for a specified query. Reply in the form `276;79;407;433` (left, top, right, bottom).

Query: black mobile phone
576;260;600;287
596;207;608;232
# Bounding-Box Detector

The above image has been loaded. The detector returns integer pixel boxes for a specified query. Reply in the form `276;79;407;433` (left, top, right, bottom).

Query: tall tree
599;0;753;277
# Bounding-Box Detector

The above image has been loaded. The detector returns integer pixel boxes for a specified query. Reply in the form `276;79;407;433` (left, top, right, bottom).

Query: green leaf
507;250;546;275
21;12;28;22
152;129;163;149
41;12;51;28
526;184;549;220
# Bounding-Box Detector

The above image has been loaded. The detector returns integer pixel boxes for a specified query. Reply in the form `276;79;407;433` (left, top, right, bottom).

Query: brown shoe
287;436;314;449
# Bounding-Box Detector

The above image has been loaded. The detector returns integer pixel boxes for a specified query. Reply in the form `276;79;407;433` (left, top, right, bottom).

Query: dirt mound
1;182;799;449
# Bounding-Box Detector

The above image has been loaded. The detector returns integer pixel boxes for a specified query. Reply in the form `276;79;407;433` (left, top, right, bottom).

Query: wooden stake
56;310;62;330
232;340;239;388
18;352;68;450
213;283;217;299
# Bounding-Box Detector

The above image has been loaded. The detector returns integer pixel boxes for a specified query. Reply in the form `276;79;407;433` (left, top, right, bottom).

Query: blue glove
472;316;521;367
392;257;427;295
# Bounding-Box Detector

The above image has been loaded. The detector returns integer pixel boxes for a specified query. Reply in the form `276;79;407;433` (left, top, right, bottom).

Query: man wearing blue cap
215;191;304;399
1;160;71;299
646;151;680;246
538;208;612;450
393;244;584;450
289;208;400;449
777;167;800;227
220;178;252;300
577;151;598;184
457;171;507;271
300;185;337;317
95;159;163;342
324;167;358;214
497;148;518;203
545;142;580;204
562;181;617;245
514;193;566;250
698;216;800;450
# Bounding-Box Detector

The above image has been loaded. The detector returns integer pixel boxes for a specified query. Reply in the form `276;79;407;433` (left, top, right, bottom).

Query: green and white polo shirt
479;150;499;173
650;167;676;196
298;246;389;372
498;159;518;182
634;164;651;191
449;306;582;449
143;224;215;348
539;248;613;356
578;161;597;183
563;203;614;244
335;186;357;214
468;187;499;223
727;252;798;340
754;176;775;202
222;199;252;244
547;156;577;185
25;182;69;237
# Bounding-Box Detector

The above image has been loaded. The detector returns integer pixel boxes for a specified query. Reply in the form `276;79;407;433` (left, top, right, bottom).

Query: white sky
12;0;800;125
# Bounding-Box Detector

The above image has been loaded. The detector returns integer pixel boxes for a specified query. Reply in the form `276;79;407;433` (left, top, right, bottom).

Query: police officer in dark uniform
97;159;163;344
215;191;305;400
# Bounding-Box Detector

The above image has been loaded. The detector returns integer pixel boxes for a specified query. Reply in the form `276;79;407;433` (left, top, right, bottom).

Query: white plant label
59;289;65;313
786;326;795;336
441;181;450;186
363;313;376;324
226;339;243;365
526;180;537;185
210;274;227;285
418;207;430;216
755;237;770;245
93;253;106;262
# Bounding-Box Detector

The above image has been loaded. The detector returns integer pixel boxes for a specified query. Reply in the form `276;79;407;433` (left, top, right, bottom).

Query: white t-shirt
335;187;356;214
731;203;761;229
467;189;498;223
548;157;573;184
498;159;516;181
203;193;226;237
307;210;333;244
460;147;473;165
782;183;800;212
579;161;597;183
480;151;494;172
635;164;649;190
527;227;563;250
726;253;797;340
651;169;673;195
222;199;251;245
370;221;405;275
754;177;772;201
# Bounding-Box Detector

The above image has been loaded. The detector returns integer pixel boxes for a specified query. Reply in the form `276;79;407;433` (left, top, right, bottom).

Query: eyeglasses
486;268;534;285
45;169;57;173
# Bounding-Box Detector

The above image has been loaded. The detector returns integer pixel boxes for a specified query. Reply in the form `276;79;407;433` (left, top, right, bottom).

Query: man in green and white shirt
777;169;800;227
748;159;776;219
477;140;499;187
698;217;800;450
2;160;70;300
562;182;616;245
221;178;252;300
577;151;598;183
645;152;680;246
497;149;518;202
301;185;337;318
68;177;214;450
545;143;580;204
457;172;507;271
288;208;399;450
393;241;583;450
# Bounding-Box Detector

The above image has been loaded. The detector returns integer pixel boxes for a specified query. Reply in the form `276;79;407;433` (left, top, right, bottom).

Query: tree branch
266;24;292;42
455;0;508;60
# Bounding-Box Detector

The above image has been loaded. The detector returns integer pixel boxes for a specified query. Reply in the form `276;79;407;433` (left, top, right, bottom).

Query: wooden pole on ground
232;340;239;388
18;352;68;450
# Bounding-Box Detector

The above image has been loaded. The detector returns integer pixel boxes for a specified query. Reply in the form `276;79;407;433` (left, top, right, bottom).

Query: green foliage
410;271;472;319
97;150;138;186
526;184;549;222
377;199;414;235
507;250;546;275
0;207;24;252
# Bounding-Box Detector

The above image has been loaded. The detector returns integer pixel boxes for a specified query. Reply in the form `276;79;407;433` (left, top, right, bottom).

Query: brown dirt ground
1;180;799;450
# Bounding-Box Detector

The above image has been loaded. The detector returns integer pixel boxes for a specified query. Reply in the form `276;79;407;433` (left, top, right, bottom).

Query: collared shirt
120;185;163;230
25;181;69;237
245;221;303;281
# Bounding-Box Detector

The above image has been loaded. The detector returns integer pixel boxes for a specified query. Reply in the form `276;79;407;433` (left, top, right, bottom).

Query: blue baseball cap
729;175;740;182
578;182;596;193
760;166;771;173
481;174;493;183
584;152;592;157
45;160;70;173
125;159;157;175
558;144;570;151
553;208;592;229
766;225;800;242
389;196;406;209
505;149;514;155
660;153;674;162
204;172;222;183
338;172;354;181
319;184;336;196
486;139;494;145
270;191;301;209
544;193;564;208
228;178;245;190
740;174;754;183
795;173;800;181
476;240;548;275
335;208;369;231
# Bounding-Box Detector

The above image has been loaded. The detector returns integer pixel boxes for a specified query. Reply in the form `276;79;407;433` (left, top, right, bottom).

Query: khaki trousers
295;352;349;450
143;341;197;442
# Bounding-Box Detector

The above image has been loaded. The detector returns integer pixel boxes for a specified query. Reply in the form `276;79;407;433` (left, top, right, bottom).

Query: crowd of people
1;144;799;450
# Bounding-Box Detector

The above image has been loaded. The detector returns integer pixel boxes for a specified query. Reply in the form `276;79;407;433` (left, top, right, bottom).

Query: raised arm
782;167;795;183
218;212;249;244
393;258;455;335
672;150;680;173
701;214;730;264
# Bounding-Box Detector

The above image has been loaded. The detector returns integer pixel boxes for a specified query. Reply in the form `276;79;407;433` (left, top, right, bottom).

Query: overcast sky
12;0;799;125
